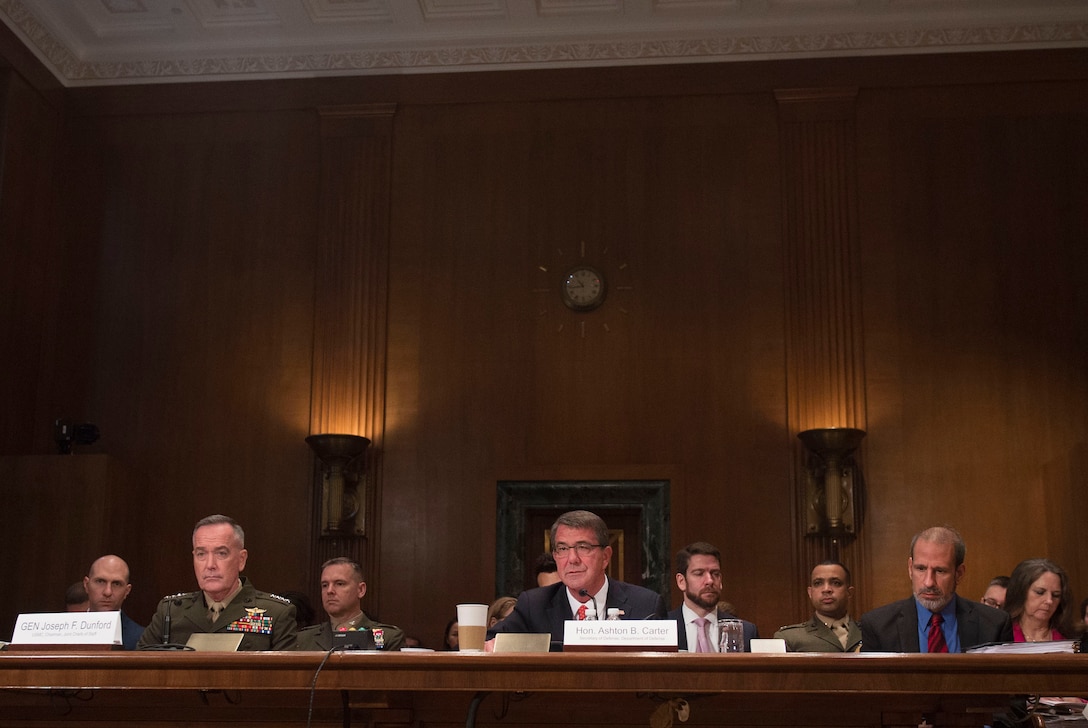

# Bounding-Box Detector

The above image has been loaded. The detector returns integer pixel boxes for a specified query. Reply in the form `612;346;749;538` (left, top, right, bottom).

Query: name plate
563;619;678;652
11;611;122;646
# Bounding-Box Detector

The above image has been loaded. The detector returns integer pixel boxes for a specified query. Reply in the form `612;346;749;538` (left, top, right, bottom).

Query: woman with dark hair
443;619;459;651
1004;558;1075;642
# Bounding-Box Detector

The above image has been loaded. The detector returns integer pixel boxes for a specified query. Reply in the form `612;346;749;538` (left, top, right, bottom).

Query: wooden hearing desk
1;650;1086;727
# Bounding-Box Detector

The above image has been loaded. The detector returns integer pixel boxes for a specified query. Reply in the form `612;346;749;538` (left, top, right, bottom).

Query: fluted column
777;88;869;608
309;103;395;594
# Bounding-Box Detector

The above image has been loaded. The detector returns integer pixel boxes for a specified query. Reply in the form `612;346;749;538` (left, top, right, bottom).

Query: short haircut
675;542;721;575
989;575;1010;588
909;526;965;567
65;581;88;606
193;514;245;547
812;560;852;585
534;552;557;575
321;556;364;582
550;510;609;550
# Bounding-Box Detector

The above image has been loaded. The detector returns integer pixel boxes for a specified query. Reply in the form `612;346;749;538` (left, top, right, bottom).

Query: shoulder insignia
777;623;806;631
262;591;292;604
160;591;198;602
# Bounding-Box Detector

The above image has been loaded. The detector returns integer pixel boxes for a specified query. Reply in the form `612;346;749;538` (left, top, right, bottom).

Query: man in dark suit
83;554;145;650
486;510;667;651
860;526;1012;652
666;542;759;652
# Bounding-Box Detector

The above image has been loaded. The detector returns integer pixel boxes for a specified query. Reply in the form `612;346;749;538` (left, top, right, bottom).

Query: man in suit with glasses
486;510;666;651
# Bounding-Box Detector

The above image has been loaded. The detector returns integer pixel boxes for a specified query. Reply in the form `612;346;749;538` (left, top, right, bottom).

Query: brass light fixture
305;434;370;536
798;428;865;537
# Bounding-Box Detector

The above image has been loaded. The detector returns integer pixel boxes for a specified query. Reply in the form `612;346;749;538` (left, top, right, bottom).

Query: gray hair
193;514;245;547
550;510;609;548
910;526;965;567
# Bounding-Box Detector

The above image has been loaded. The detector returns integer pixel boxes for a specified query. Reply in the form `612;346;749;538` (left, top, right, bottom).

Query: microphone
141;598;192;650
577;589;598;620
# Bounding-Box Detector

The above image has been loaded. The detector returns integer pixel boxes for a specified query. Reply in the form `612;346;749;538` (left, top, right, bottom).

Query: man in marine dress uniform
296;557;405;651
137;514;297;650
775;561;861;652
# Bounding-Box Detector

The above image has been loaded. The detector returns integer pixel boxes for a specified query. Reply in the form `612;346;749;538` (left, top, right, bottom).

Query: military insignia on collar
227;607;273;635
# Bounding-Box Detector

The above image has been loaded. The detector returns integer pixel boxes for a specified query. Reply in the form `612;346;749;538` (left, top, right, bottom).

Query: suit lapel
955;596;977;650
845;621;862;651
546;584;573;636
605;580;626;614
899;599;921;651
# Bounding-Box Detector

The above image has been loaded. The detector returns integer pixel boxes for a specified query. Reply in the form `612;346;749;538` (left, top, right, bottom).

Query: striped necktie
927;612;948;653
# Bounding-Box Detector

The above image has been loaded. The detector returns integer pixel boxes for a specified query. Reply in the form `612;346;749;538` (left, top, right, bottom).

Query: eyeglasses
553;543;603;558
981;597;1003;608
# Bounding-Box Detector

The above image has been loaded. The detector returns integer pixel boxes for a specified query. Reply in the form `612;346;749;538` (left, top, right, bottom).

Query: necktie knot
833;621;849;648
209;601;226;623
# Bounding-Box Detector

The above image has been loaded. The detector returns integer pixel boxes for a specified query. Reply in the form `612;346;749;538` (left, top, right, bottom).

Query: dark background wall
1;45;1086;649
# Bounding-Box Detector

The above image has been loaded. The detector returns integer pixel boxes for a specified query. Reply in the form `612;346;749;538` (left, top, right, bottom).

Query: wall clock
532;240;632;337
560;265;606;312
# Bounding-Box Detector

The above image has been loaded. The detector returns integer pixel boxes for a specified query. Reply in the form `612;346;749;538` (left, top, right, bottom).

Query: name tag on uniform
11;611;122;647
563;619;678;652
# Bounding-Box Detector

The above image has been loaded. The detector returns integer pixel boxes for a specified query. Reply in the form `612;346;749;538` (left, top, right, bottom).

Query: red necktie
576;604;587;621
927;613;948;653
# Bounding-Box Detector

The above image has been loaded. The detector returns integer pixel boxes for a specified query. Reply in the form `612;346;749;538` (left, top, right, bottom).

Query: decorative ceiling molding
0;0;1086;87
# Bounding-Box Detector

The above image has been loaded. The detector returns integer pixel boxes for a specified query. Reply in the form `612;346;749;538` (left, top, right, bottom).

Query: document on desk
965;639;1077;654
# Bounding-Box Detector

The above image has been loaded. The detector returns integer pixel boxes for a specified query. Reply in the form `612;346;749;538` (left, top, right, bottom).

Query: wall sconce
305;434;370;536
798;428;865;537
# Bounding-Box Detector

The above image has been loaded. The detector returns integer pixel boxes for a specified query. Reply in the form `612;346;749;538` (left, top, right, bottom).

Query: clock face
561;266;606;311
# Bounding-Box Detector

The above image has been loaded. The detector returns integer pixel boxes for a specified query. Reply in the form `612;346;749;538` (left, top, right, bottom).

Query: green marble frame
495;480;671;600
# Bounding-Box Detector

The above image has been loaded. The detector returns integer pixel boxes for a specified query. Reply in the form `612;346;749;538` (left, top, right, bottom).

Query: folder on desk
492;633;551;653
185;633;244;652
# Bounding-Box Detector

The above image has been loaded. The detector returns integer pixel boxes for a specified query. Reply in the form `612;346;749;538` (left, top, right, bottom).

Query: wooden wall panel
0;71;62;455
382;94;793;643
858;81;1088;609
53;111;324;625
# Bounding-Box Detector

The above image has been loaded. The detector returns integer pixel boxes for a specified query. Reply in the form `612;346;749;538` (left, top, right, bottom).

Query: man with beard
775;561;860;652
295;557;405;651
860;526;1012;652
667;542;759;652
486;510;667;651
